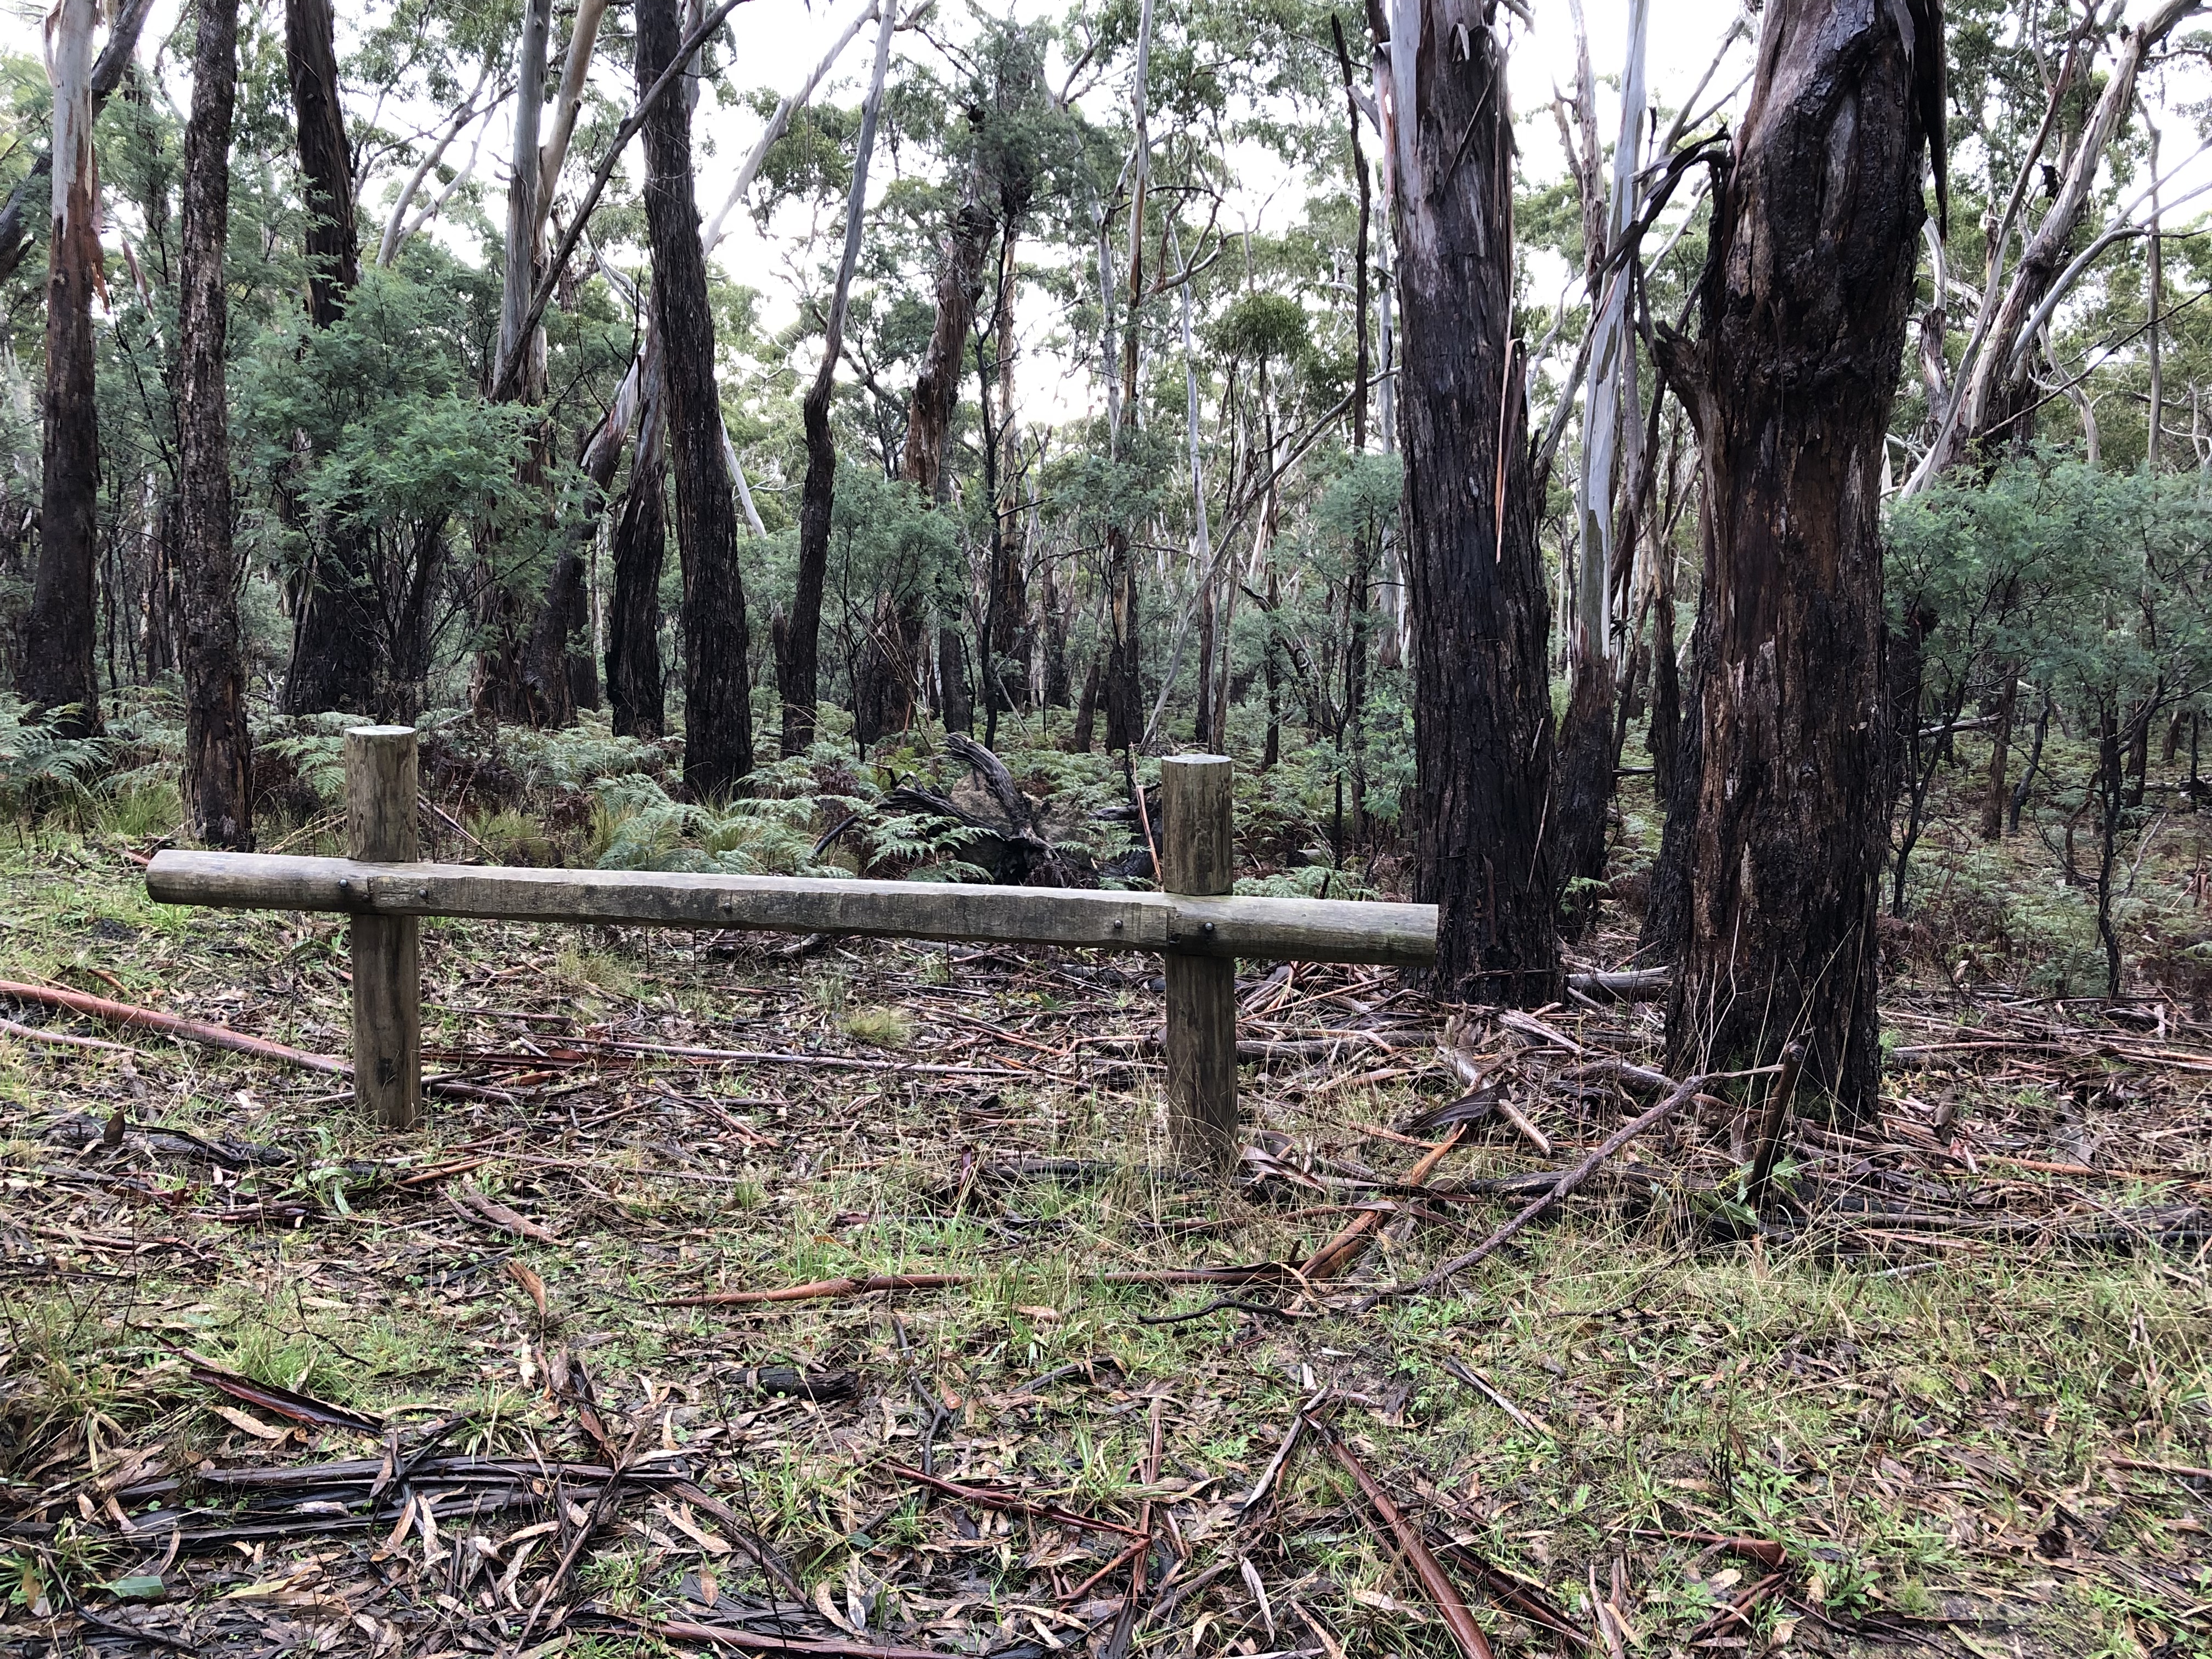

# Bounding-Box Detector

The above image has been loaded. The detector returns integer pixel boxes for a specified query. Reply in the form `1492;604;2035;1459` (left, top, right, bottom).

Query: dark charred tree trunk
639;0;753;796
1555;667;1613;936
1982;666;2018;839
285;0;356;328
1651;0;1939;1115
1071;654;1098;752
986;238;1029;715
782;379;835;757
1335;13;1373;842
2096;701;2125;1000
19;0;103;737
1388;0;1560;1006
861;185;992;745
1102;527;1141;752
606;342;669;738
778;4;891;760
177;0;249;847
938;624;974;735
1040;557;1071;709
851;592;916;748
279;0;377;716
902;195;992;500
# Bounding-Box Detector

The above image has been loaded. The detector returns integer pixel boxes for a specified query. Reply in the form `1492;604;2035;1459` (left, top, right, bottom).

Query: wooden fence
146;727;1438;1166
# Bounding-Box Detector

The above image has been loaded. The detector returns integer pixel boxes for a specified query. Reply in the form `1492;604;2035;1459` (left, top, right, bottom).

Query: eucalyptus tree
1379;0;1559;1004
1648;0;1943;1116
639;0;757;797
279;0;380;716
178;0;250;847
779;1;897;758
18;0;106;736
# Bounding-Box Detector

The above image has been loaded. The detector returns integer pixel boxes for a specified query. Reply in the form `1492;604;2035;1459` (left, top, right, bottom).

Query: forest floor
1;758;2209;1659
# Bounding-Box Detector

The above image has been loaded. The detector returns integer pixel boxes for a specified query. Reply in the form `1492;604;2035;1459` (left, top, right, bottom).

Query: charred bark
1654;0;1937;1115
19;0;103;737
778;3;894;760
938;624;974;735
279;0;377;716
1387;0;1559;1005
1102;526;1142;752
1070;654;1098;752
606;342;669;738
639;0;753;795
782;377;836;757
177;0;249;847
285;0;357;328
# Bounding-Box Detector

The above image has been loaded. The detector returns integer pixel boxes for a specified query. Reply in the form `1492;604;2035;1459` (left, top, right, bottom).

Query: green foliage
0;695;113;814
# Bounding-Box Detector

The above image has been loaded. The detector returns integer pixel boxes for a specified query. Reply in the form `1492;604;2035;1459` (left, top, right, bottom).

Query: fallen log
1564;967;1671;1002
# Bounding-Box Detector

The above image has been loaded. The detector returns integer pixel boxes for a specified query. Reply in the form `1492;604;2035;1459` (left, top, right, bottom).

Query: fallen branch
887;1463;1146;1539
0;979;348;1076
187;1354;385;1435
606;1618;955;1659
1301;1127;1465;1281
1323;1432;1495;1659
0;1013;141;1056
0;979;505;1100
665;1263;1292;1308
1361;1069;1730;1307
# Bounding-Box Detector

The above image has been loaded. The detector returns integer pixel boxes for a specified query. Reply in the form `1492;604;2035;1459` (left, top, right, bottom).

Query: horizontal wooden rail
145;851;1439;968
146;733;1435;1166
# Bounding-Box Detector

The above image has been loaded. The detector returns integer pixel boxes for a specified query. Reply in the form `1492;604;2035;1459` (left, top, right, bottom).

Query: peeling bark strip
1656;0;1939;1115
179;0;250;849
637;0;754;798
1385;0;1559;1006
19;0;103;736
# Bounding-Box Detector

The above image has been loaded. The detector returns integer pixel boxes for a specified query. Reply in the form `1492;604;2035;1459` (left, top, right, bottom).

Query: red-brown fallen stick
1627;1527;1787;1567
1324;1434;1495;1659
664;1264;1294;1308
887;1463;1146;1539
1301;1125;1466;1282
0;978;511;1102
628;1618;955;1658
0;979;349;1075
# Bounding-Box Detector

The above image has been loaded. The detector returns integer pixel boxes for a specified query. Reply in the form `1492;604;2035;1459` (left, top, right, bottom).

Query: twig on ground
1361;1068;1762;1307
1322;1431;1495;1659
885;1463;1146;1538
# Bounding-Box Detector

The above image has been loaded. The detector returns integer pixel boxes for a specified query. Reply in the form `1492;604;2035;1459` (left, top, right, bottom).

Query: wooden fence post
1161;754;1236;1170
346;725;421;1130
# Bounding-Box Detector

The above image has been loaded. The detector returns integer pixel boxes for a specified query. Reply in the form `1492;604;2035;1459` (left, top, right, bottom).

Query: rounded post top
1161;753;1232;769
347;725;418;741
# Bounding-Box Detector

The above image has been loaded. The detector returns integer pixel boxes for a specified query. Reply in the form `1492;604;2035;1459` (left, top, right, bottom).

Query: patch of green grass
840;1007;912;1048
